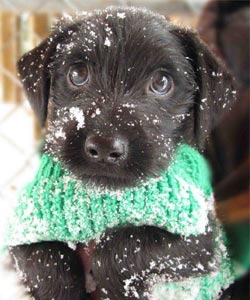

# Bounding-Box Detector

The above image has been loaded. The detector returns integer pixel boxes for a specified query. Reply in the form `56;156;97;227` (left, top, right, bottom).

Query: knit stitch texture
6;144;212;246
4;144;237;300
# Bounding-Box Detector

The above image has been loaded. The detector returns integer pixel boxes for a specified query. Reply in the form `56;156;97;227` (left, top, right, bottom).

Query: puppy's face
18;7;235;189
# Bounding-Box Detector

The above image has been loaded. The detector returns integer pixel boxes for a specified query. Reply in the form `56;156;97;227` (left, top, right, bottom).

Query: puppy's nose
84;135;128;164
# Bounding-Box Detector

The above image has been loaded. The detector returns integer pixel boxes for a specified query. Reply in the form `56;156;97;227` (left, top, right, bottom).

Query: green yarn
4;144;237;299
6;144;213;246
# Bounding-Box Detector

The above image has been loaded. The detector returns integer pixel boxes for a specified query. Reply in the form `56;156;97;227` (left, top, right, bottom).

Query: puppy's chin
78;174;142;190
60;153;173;190
61;160;164;190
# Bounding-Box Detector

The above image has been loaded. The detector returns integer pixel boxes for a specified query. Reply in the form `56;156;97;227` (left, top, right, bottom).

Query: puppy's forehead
54;8;182;67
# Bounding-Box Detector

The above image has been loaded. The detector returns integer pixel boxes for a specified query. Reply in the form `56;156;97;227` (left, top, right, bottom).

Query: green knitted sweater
5;144;236;300
7;144;212;244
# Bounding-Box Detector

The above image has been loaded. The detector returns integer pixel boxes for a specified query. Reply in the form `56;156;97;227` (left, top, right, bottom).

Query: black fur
91;226;214;300
11;7;236;300
10;242;86;300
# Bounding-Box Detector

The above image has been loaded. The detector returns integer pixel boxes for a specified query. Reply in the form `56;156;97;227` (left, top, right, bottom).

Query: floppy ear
17;38;56;127
17;16;79;127
18;16;82;127
172;28;237;148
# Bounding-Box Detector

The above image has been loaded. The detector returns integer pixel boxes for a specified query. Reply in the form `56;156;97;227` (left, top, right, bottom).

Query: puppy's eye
67;64;89;87
149;71;173;95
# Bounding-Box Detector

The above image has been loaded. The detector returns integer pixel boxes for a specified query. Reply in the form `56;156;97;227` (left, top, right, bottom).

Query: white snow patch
95;108;101;115
69;107;85;130
104;37;111;47
55;127;66;140
117;12;126;19
67;241;77;250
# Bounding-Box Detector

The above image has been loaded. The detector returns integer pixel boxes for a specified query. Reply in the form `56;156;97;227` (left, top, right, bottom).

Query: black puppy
10;7;236;300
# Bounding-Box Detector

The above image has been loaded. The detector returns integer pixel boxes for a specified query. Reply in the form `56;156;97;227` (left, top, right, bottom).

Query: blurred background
0;0;249;299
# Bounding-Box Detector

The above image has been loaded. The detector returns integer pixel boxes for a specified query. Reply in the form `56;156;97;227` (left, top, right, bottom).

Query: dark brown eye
67;63;89;87
149;71;173;95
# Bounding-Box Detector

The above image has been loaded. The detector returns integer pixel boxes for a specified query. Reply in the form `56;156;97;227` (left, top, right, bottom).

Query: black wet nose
84;135;128;164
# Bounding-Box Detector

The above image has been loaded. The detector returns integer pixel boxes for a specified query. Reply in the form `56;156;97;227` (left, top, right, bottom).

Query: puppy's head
18;7;236;189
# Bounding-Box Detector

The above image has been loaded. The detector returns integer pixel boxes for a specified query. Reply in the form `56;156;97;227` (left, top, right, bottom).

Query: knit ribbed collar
5;144;237;300
7;144;213;246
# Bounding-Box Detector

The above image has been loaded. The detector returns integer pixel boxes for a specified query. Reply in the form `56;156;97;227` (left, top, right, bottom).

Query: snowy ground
0;101;39;300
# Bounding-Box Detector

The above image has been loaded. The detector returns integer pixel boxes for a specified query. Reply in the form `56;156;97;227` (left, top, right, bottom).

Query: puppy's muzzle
84;135;128;165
